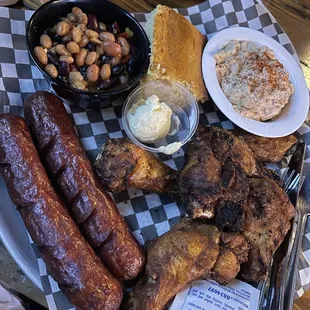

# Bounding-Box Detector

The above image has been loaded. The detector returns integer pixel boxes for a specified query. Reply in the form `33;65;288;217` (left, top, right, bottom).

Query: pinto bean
117;37;130;56
77;13;88;25
87;64;100;82
101;41;122;57
72;7;83;18
85;51;97;65
100;64;111;81
90;37;102;45
67;13;76;22
40;34;52;49
72;27;82;43
99;22;107;31
78;35;89;48
59;55;74;64
67;41;80;54
55;44;70;56
34;46;48;65
56;21;70;36
99;32;115;42
77;23;87;32
86;29;99;39
45;64;58;78
76;49;88;66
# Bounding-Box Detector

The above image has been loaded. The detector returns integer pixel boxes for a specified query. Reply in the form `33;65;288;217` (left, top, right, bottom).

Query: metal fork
283;168;303;195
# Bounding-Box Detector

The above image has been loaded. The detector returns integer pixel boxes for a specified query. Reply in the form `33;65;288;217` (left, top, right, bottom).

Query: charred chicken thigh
241;177;295;281
95;126;291;198
207;126;258;176
176;126;251;228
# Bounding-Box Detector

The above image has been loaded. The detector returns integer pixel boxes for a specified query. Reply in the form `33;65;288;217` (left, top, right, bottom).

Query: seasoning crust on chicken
123;219;221;310
209;126;258;176
95;127;297;284
95;127;295;235
233;128;298;163
124;219;250;310
95;138;176;194
241;177;295;281
212;232;250;284
176;126;251;230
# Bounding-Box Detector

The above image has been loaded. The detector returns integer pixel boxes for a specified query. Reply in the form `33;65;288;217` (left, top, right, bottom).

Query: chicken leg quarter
123;219;249;310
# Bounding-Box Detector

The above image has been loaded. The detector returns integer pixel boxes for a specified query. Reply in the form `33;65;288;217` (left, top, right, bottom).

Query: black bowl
26;0;149;109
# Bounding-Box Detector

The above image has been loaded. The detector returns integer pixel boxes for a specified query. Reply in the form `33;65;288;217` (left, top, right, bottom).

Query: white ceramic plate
202;27;309;137
0;176;41;290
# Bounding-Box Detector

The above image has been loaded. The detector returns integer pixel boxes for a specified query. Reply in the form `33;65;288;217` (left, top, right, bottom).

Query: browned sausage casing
24;91;145;281
0;115;122;310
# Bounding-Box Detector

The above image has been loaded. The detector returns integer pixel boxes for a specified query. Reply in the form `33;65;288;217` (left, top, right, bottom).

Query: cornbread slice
144;5;208;102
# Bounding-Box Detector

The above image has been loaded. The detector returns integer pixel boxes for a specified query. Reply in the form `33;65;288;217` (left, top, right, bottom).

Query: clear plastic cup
122;80;199;154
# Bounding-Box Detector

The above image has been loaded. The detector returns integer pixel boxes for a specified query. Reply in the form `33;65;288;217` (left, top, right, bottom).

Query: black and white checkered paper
0;1;310;309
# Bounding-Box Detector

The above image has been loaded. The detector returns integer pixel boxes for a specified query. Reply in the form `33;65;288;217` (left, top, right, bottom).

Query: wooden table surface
4;0;310;309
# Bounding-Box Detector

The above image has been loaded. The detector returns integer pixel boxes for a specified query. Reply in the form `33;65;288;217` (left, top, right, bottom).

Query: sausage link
24;91;145;281
0;115;122;310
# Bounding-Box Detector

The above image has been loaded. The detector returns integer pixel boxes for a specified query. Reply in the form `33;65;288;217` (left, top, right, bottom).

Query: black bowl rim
26;0;150;97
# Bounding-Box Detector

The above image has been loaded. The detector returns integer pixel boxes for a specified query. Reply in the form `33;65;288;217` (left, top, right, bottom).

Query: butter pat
128;95;172;143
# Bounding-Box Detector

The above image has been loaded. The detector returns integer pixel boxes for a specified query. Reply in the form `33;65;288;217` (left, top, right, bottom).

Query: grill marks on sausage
54;163;67;181
24;91;145;281
49;140;121;248
69;190;92;223
40;134;57;156
98;230;116;249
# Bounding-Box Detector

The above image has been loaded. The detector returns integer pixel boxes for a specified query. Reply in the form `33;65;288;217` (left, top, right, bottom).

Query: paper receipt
170;279;260;310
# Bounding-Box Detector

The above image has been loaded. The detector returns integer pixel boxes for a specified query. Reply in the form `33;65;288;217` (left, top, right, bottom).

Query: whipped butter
127;95;182;154
128;95;172;143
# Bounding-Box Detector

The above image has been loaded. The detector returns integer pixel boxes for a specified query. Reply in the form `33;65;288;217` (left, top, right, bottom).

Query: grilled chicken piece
124;219;221;310
209;126;258;176
95;126;258;199
96;128;294;284
95;127;289;234
212;232;250;284
124;219;250;310
95;138;176;194
176;126;250;229
241;177;295;281
233;128;298;162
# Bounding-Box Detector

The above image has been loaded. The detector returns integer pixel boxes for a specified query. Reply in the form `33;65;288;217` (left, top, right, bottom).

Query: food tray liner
0;0;310;308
